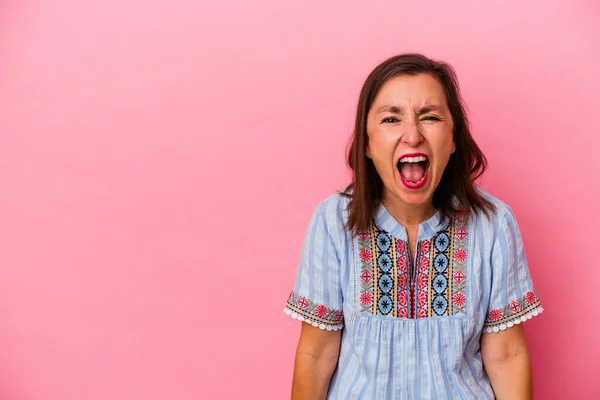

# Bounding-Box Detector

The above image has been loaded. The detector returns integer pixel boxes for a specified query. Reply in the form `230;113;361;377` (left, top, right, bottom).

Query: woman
284;53;543;399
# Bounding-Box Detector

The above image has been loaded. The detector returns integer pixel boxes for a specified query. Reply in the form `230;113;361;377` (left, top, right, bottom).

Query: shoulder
310;191;351;245
472;187;519;233
313;191;350;220
475;187;513;217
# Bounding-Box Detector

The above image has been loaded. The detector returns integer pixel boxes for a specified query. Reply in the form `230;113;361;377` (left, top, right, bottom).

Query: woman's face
366;73;455;209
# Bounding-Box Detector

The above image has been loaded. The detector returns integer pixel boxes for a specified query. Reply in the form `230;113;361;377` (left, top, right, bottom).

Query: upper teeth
400;156;427;163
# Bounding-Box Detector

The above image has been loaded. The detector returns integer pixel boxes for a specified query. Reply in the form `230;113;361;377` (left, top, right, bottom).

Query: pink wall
0;1;598;399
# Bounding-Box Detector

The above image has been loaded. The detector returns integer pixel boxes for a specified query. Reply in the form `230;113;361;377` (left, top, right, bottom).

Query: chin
386;185;433;207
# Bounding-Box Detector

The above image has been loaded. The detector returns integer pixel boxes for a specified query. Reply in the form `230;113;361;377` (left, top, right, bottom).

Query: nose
401;122;424;147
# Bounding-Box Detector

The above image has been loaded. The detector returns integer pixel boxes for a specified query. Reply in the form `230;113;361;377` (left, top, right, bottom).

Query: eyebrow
376;104;443;114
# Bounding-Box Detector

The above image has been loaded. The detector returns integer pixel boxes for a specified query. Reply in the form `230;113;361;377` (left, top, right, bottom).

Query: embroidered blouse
284;190;543;399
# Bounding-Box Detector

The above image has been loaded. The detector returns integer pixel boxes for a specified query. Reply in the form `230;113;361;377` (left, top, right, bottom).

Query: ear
451;140;456;154
366;145;372;159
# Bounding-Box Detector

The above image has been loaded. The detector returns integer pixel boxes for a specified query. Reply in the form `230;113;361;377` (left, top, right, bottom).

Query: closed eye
421;116;441;121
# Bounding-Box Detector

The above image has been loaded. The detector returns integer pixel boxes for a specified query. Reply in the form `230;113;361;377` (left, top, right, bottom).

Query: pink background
1;1;598;399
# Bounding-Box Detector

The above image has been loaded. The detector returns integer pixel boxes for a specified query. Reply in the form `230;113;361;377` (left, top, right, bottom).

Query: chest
354;215;470;319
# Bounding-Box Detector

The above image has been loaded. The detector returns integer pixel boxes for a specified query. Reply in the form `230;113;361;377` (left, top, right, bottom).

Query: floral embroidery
488;309;503;322
379;295;393;314
396;239;405;253
285;291;344;326
398;254;408;272
397;235;410;318
509;301;521;313
417;273;428;290
484;291;542;327
432;296;448;315
297;297;309;309
453;270;466;284
357;230;370;241
359;249;373;261
435;233;450;252
417;290;428;307
420;239;430;255
357;212;470;319
415;238;430;318
419;255;429;272
376;233;391;251
374;228;395;315
432;275;448;293
398;290;408;307
448;211;469;315
360;292;374;305
455;227;468;241
357;223;407;316
357;224;377;313
425;212;469;317
315;305;328;317
379;275;394;292
452;292;466;307
398;273;407;290
378;254;393;272
360;269;374;283
454;249;467;263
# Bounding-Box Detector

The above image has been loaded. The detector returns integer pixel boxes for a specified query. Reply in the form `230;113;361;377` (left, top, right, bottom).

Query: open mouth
397;153;430;189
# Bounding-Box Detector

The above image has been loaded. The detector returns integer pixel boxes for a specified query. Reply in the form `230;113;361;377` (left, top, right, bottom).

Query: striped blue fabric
284;189;543;399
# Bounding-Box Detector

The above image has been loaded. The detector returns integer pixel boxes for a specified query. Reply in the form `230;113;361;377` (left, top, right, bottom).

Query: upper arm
481;324;529;365
296;322;342;361
481;324;533;399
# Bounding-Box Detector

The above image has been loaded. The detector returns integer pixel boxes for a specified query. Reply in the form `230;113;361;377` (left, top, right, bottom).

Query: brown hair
342;53;495;234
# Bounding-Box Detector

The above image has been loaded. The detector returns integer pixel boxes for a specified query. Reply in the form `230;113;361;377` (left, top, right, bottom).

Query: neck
382;194;436;229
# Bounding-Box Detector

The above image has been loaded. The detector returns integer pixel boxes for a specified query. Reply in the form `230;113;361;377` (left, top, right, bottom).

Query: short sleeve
284;203;344;331
484;209;543;333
